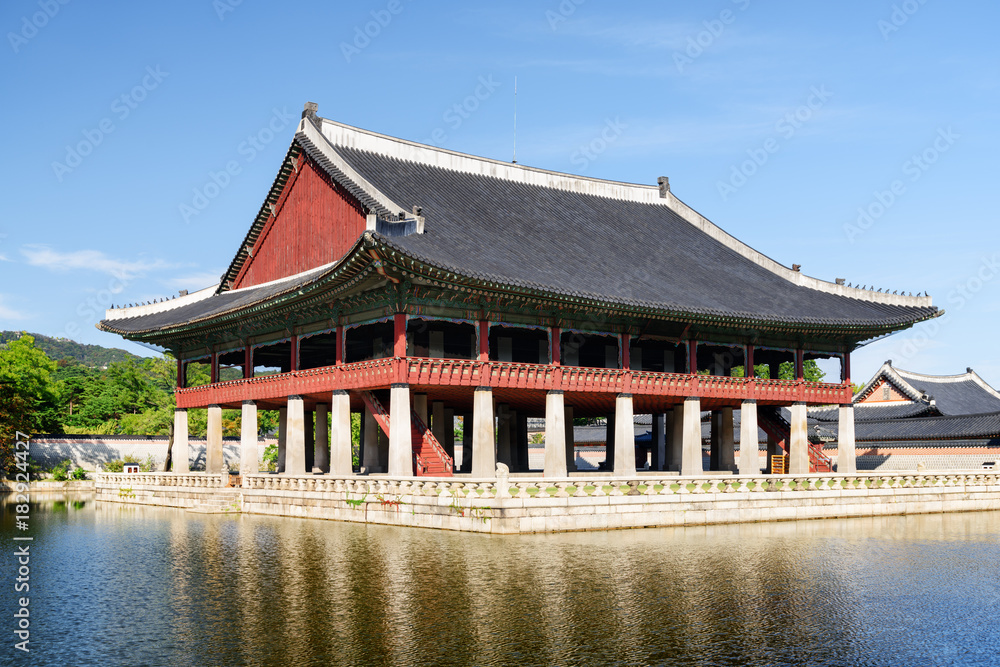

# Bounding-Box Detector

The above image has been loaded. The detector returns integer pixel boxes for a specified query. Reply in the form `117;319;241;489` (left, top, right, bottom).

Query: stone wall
26;435;276;471
95;471;1000;534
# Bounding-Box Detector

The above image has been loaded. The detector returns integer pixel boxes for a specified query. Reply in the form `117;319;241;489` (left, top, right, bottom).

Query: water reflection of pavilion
99;103;936;480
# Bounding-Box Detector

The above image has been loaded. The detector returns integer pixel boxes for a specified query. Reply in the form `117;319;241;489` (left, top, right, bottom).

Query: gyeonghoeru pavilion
99;103;939;487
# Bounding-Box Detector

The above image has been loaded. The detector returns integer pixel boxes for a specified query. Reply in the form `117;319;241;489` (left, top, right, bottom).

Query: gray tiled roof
810;401;939;422
336;146;936;329
894;372;1000;416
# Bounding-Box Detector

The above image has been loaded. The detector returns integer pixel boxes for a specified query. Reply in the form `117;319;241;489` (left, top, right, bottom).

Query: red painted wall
234;157;367;290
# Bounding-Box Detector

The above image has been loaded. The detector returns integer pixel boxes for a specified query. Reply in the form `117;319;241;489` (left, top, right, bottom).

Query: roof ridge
319;114;935;310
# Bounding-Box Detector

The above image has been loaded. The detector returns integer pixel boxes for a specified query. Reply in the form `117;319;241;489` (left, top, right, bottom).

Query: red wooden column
290;335;299;371
393;314;407;382
477;320;489;361
176;358;185;389
687;340;697;374
620;333;631;370
393;314;407;357
210;351;219;384
244;345;253;379
842;351;851;385
551;327;561;365
795;349;805;381
745;344;755;378
335;325;344;366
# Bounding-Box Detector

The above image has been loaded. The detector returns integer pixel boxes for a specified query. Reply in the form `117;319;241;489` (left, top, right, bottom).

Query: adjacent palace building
99;104;939;481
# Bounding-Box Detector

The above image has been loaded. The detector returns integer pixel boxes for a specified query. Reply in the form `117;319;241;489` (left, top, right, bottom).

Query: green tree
0;334;60;434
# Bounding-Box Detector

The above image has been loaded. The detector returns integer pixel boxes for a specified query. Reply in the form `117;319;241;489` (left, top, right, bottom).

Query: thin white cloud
20;245;176;280
0;294;28;320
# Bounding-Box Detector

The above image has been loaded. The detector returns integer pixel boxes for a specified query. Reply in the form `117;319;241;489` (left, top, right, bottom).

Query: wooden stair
361;392;453;476
757;406;833;473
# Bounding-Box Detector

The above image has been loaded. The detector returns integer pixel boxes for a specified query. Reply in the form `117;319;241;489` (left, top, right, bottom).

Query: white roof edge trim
853;362;924;405
225;259;340;294
316;116;933;309
895;367;1000;399
298;119;410;218
104;284;219;321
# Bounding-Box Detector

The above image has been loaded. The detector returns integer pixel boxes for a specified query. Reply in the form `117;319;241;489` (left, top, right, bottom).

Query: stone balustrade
240;471;1000;500
94;472;229;489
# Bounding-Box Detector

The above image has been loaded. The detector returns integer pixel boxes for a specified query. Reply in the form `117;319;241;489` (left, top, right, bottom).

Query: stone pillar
284;396;306;475
304;409;315;473
472;387;496;478
240;400;258;475
206;404;224;474
277;407;287;473
670;405;683;471
363;407;380;471
443;408;455;461
838;404;857;474
496;403;512;466
681;397;703;476
460;412;473;473
788;402;809;474
766;435;779;474
709;410;722;471
544;390;567;477
315;403;330;473
431;400;446;445
613;394;636;477
604;412;616;470
414;393;428;426
330;391;353;476
652;413;665;471
720;407;735;472
388;383;412;477
738;399;760;475
564;404;576;472
515;412;529;472
173;408;189;473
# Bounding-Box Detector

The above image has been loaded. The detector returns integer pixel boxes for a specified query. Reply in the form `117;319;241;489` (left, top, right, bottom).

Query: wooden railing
175;357;852;408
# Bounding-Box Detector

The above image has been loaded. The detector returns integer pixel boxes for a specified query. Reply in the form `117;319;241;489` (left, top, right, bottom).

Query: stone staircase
187;492;241;514
361;391;453;476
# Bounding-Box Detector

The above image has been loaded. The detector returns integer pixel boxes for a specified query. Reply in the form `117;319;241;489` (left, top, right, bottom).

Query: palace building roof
853;362;1000;416
99;106;939;342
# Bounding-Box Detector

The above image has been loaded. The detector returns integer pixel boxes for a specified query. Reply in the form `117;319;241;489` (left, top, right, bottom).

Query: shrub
71;467;87;480
261;444;278;472
50;459;73;481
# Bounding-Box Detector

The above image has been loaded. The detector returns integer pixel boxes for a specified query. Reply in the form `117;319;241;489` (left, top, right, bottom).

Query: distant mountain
0;331;141;367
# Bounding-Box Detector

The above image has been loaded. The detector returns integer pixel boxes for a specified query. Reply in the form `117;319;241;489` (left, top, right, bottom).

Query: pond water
2;494;999;666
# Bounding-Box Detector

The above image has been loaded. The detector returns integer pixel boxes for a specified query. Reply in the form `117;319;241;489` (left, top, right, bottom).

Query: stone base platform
94;471;1000;534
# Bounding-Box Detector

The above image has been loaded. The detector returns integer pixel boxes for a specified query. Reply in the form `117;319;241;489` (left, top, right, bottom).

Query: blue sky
2;0;998;388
